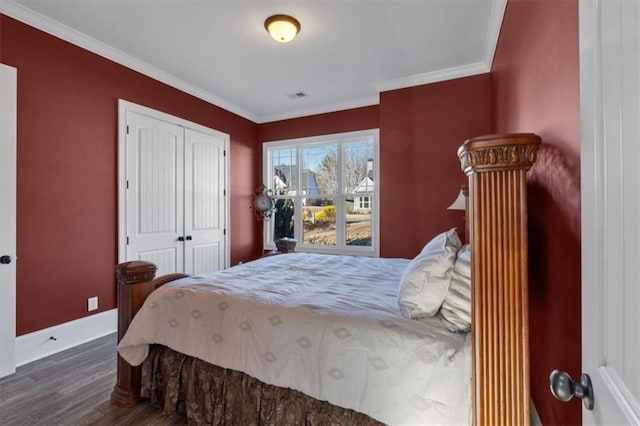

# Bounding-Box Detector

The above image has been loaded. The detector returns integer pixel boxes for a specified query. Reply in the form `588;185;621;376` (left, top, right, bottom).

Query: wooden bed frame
111;133;541;425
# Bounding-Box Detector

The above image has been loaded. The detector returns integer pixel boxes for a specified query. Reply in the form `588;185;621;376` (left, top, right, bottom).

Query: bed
111;134;541;425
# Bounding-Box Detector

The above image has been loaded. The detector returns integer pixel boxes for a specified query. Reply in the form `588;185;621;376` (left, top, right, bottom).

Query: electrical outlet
88;296;98;311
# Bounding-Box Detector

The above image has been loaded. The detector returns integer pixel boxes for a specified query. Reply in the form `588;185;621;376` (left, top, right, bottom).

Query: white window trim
263;129;380;257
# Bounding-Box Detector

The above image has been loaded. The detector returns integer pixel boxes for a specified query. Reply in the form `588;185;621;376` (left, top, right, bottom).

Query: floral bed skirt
141;344;382;425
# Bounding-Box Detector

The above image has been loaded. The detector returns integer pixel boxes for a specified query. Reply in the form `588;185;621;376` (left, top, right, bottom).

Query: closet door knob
185;235;192;241
0;255;12;264
178;236;185;242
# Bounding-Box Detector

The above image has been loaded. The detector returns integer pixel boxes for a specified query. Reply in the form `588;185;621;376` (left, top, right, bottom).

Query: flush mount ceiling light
264;14;301;43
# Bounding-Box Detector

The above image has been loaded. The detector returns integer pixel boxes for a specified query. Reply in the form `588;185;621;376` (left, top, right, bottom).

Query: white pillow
398;228;461;319
453;244;471;278
440;245;472;332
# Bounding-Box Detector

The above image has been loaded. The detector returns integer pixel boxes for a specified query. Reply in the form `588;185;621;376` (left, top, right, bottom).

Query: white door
126;111;185;277
184;128;226;274
0;64;17;378
579;0;639;423
122;103;228;276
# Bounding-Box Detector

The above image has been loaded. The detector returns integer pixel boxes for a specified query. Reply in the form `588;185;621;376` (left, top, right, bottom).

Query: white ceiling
2;0;506;123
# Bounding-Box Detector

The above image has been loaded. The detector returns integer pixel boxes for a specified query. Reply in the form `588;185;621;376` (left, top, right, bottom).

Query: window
358;196;370;210
263;129;379;256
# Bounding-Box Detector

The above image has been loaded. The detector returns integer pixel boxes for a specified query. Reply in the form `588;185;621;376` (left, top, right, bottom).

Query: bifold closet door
125;111;184;277
183;128;226;275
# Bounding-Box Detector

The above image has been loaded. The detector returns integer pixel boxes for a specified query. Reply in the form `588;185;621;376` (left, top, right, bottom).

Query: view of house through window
264;129;379;255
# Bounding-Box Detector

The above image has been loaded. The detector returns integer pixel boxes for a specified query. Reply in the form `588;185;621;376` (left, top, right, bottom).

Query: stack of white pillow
397;228;472;332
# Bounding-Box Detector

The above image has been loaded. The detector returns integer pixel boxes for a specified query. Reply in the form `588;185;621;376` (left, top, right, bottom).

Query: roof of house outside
353;176;374;194
274;166;320;196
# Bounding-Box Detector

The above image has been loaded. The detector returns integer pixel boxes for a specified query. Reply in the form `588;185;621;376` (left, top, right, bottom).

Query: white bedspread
118;253;471;425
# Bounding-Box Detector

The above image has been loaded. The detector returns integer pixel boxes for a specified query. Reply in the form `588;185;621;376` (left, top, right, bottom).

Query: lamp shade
447;189;467;210
265;15;300;43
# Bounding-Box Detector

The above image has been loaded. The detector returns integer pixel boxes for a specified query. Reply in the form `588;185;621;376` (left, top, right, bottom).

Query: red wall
380;75;491;257
259;75;491;258
259;106;379;142
491;0;581;424
1;16;259;335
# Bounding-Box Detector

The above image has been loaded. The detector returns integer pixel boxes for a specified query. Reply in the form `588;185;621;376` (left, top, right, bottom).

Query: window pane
272;148;296;196
343;140;375;193
273;198;295;239
303;144;337;196
346;196;372;247
302;198;336;245
264;130;377;254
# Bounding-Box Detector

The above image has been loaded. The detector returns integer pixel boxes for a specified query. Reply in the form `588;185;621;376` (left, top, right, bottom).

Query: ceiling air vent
287;91;307;99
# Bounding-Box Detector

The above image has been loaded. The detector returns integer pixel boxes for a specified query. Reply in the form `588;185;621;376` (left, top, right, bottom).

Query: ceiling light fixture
264;14;301;43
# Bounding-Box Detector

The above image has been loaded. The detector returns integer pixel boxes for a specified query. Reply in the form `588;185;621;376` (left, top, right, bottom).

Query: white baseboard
15;309;117;367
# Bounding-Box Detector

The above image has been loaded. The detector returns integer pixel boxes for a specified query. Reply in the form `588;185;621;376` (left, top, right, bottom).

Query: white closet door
126;111;184;277
184;128;226;274
0;64;17;378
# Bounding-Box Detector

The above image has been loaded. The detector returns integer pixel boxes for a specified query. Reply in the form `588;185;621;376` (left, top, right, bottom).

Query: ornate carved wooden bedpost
111;261;158;407
458;134;540;426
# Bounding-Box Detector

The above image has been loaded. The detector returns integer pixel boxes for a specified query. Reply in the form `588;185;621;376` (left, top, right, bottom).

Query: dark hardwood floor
0;333;186;425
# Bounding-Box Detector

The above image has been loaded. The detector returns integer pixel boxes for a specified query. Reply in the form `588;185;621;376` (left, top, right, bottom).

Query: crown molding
1;0;506;124
374;62;490;93
258;95;380;124
374;0;506;94
483;0;507;68
0;0;259;122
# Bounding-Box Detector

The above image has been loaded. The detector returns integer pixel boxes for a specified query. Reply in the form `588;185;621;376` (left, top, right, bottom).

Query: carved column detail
458;134;540;426
111;261;157;407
